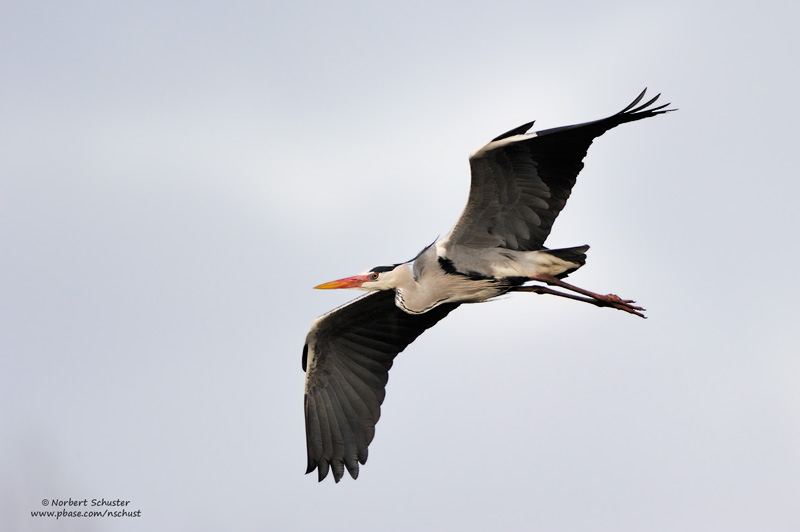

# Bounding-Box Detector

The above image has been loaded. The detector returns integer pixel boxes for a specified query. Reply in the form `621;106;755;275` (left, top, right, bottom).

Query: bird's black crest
369;264;402;274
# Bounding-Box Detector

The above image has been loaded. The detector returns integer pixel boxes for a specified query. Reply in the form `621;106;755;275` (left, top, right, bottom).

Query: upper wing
443;89;673;251
303;289;459;482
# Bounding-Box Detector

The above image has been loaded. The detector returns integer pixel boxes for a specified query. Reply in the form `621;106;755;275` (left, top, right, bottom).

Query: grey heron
302;89;673;482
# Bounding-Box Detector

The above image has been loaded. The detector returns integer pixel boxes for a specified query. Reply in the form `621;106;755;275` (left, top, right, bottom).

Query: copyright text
31;498;141;519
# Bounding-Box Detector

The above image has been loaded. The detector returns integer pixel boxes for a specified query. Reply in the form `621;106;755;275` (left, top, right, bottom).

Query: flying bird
302;89;673;482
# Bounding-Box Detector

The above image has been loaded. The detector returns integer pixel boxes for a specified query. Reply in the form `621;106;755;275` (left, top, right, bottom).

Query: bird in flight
302;89;673;482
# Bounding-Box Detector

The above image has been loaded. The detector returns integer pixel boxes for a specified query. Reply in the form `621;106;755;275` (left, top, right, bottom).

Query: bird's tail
543;245;589;278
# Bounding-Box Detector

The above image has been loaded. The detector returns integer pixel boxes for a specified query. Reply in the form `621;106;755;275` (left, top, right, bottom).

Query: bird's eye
369;272;379;281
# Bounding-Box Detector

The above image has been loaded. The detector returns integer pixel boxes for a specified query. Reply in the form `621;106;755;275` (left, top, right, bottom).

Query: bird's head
314;264;405;292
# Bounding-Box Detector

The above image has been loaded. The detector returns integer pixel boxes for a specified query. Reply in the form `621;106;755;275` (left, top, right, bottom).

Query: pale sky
2;1;799;531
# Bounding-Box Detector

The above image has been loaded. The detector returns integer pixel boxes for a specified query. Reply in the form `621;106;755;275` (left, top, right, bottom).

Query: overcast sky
2;1;799;531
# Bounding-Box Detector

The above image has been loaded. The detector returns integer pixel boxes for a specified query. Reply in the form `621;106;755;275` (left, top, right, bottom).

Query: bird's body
356;243;586;314
302;89;673;482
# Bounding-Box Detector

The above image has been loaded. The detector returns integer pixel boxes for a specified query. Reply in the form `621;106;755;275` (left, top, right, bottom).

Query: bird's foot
594;293;646;318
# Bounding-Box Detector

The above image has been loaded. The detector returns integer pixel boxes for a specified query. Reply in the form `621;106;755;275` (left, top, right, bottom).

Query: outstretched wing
303;290;459;482
443;89;673;251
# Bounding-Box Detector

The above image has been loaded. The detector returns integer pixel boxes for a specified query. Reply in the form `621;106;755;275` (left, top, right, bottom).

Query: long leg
515;275;646;318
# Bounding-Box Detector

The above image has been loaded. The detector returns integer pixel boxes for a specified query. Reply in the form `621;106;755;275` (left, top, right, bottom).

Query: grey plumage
302;89;673;482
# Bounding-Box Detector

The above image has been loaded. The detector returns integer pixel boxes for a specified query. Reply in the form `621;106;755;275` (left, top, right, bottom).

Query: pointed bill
314;275;371;290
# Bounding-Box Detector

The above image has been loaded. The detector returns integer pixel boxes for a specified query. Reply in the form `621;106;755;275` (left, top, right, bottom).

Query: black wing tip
619;88;677;117
305;460;318;476
306;458;361;483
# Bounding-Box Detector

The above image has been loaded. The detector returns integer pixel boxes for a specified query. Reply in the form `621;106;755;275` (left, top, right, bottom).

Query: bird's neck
389;263;442;315
386;263;416;293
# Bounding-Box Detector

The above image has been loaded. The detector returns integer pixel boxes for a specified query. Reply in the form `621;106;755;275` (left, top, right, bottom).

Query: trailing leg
518;274;646;318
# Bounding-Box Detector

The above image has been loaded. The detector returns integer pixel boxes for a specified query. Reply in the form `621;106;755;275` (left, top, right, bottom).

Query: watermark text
31;498;141;519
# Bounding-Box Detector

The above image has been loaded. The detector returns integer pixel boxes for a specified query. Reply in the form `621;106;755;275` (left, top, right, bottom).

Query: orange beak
314;274;371;290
